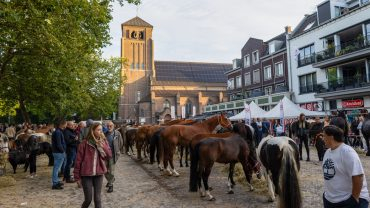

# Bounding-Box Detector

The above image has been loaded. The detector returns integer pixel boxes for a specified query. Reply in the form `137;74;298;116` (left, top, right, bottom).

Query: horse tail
150;132;159;164
189;143;201;192
279;145;302;208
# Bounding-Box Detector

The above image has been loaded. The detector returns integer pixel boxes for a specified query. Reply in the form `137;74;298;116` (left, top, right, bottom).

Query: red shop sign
342;99;364;108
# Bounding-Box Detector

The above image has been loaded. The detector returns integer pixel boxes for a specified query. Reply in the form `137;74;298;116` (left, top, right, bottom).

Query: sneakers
52;184;64;190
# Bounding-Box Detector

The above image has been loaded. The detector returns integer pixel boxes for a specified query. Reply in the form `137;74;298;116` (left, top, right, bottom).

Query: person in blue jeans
51;119;67;190
63;121;79;183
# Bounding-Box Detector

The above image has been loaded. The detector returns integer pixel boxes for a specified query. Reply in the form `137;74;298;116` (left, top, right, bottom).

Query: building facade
287;0;370;113
208;32;290;115
118;17;231;123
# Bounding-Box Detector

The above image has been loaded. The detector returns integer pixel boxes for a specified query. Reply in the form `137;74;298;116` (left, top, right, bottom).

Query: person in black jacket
51;119;67;190
293;113;311;161
63;121;79;183
250;118;259;146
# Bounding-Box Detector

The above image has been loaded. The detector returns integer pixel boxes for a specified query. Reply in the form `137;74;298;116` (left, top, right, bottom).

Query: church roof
154;61;231;83
122;16;153;28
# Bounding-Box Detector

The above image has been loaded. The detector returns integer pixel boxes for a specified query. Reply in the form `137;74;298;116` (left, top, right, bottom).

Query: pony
160;113;232;176
189;123;261;200
257;136;301;208
361;113;370;156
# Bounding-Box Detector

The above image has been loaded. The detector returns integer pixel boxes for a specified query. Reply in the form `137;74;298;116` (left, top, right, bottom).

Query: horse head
218;113;232;130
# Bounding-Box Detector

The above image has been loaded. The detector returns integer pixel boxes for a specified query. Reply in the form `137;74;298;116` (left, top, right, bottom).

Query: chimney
285;26;292;34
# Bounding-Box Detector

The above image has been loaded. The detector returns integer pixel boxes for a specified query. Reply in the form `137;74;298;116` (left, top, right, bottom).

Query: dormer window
269;42;275;54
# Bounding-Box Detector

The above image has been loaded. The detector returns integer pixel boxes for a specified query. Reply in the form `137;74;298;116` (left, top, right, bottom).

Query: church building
118;16;231;123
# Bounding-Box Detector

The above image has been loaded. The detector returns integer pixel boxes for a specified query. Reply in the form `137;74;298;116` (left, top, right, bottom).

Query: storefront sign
300;102;318;111
342;99;364;108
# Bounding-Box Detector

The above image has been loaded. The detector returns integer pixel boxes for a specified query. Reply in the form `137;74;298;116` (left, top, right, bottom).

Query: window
236;76;242;88
275;83;286;92
299;73;317;94
244;55;250;67
265;86;273;95
136;91;141;103
362;0;370;5
185;100;192;118
227;78;235;90
126;30;130;38
232;59;240;69
252;50;259;64
244;91;251;98
303;22;315;31
269;42;275;54
244;72;251;86
275;62;284;77
366;23;370;41
263;65;272;80
163;100;170;108
253;69;260;83
298;44;315;67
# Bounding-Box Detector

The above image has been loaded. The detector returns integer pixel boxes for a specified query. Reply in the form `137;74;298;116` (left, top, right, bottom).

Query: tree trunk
19;99;31;124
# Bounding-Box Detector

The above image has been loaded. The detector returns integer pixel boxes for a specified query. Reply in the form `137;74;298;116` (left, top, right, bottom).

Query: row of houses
205;0;370;116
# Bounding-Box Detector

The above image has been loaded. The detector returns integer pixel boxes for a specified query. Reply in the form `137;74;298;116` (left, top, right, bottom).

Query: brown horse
160;113;232;176
136;125;152;160
189;123;260;200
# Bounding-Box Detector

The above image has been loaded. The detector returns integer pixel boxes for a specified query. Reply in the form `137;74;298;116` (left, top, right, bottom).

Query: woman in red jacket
74;122;112;208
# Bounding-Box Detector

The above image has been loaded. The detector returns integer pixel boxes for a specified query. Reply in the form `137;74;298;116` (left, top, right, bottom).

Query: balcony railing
298;55;315;67
315;76;370;93
315;37;370;63
299;84;318;94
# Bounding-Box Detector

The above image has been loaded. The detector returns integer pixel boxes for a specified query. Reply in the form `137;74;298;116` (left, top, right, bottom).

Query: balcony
299;84;319;94
298;55;315;67
313;36;370;68
315;76;370;98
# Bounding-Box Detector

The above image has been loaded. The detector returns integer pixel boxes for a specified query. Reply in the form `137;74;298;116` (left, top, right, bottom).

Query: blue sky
103;0;323;63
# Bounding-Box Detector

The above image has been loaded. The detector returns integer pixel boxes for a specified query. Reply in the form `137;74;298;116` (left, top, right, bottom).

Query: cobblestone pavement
0;147;369;208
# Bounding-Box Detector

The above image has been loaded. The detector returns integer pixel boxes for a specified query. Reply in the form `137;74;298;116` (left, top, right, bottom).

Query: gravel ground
0;146;369;208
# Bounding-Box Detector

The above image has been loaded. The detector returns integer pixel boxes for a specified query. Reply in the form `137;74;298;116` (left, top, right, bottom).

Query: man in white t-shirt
322;125;370;208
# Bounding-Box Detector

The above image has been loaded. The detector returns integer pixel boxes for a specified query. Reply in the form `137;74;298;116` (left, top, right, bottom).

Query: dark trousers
29;151;37;174
299;136;310;160
81;175;103;208
323;194;369;208
64;148;76;180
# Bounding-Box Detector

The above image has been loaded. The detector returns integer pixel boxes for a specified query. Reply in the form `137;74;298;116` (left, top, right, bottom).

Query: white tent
261;96;326;119
229;101;267;121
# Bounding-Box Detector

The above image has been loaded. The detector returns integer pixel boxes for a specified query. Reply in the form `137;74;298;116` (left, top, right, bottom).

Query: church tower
118;17;154;121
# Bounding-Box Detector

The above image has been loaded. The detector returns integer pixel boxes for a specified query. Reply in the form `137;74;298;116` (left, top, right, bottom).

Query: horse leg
264;169;276;202
185;146;189;167
241;162;254;191
170;145;179;177
227;163;236;194
179;145;183;167
203;163;215;201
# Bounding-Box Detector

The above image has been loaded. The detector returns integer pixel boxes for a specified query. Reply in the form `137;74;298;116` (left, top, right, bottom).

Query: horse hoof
208;197;216;201
227;190;234;194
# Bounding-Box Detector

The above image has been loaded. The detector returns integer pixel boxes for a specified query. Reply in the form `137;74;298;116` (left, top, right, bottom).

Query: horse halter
218;115;232;129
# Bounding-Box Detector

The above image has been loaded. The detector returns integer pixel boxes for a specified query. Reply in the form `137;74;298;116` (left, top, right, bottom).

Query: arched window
185;99;192;118
163;99;170;109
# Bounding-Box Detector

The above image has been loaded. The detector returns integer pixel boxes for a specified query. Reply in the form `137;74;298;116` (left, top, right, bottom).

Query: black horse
257;136;301;208
330;110;349;144
362;113;370;156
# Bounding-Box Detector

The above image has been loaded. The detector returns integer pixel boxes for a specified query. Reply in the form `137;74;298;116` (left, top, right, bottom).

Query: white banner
280;100;284;131
170;106;175;119
182;106;185;118
192;106;196;117
244;103;251;125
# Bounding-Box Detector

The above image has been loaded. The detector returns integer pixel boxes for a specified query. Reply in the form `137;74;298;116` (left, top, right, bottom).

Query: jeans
104;159;115;187
299;136;310;160
323;194;369;208
52;153;65;186
64;148;76;180
60;153;67;175
29;150;37;174
81;175;103;208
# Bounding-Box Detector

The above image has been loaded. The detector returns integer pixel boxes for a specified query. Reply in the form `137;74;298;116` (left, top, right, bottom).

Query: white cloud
103;0;323;63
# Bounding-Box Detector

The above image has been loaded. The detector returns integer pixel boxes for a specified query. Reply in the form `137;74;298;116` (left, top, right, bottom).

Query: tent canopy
261;96;326;119
229;101;267;121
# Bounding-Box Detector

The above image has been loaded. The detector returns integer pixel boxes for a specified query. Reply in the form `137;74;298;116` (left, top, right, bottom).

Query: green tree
0;0;137;123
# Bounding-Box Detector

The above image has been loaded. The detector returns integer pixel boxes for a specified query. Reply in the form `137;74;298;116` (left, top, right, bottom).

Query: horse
330;110;349;144
257;136;301;208
125;127;138;156
189;123;261;201
135;125;152;160
0;133;9;153
160;113;232;176
361;113;370;156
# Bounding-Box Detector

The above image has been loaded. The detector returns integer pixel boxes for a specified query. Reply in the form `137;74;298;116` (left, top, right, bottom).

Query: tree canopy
0;0;136;123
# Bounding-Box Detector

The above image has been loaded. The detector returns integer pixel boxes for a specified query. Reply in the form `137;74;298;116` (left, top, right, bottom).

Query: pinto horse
189;123;260;201
361;113;370;156
160;113;232;176
257;136;301;208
